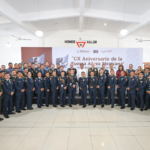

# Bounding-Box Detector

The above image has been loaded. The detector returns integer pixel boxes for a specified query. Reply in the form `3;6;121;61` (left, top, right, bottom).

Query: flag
28;53;45;67
21;60;24;69
56;55;68;68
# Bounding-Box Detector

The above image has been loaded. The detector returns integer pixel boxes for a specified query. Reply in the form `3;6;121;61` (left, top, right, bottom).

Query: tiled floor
0;104;150;150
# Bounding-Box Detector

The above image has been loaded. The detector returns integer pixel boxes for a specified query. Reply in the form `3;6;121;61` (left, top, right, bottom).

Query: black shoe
130;108;134;110
53;105;57;107
140;109;143;111
69;105;72;107
101;105;104;108
0;118;3;121
4;116;9;118
46;105;49;107
16;111;21;113
93;105;96;108
9;112;15;115
120;107;125;109
38;106;41;108
83;105;86;108
111;106;114;108
61;105;64;107
144;108;148;111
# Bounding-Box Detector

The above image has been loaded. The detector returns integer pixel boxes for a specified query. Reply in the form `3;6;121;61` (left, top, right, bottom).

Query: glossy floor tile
0;104;149;150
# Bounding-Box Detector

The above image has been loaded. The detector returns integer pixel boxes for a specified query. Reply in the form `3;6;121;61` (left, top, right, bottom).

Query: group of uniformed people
0;61;150;121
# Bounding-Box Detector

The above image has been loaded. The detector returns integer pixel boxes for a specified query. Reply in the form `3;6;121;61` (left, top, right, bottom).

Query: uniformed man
56;63;60;72
117;71;127;109
14;68;18;74
2;73;15;118
28;63;38;79
35;72;44;108
58;66;66;77
10;70;17;80
58;71;67;107
40;64;46;77
145;74;150;110
44;72;51;107
14;71;26;113
127;71;137;110
50;71;59;107
6;62;14;75
0;71;4;120
25;72;35;110
79;71;87;108
14;63;18;69
22;68;28;79
107;69;116;108
88;63;98;77
144;68;150;79
37;63;41;71
88;71;97;107
48;64;57;77
23;63;28;69
67;63;77;75
135;69;139;79
67;69;78;107
18;63;23;73
1;65;7;74
126;64;135;77
108;63;116;76
144;64;150;72
136;72;146;111
44;61;51;71
97;69;106;107
28;63;32;69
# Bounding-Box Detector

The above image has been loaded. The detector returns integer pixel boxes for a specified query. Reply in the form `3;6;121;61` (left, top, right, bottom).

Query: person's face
121;71;124;76
81;72;85;77
100;70;104;74
80;64;84;69
32;64;35;69
17;73;22;78
45;62;49;67
14;69;18;73
51;65;54;69
135;70;139;75
45;73;49;77
146;65;149;68
28;72;32;77
129;65;133;69
119;66;123;70
92;63;95;68
18;64;21;68
11;71;16;76
38;73;42;77
145;69;149;73
57;64;60;69
37;64;40;68
111;70;114;75
130;72;134;77
110;64;113;68
9;63;13;68
52;72;56;76
61;72;65;77
102;65;105;69
1;66;5;70
70;64;73;68
138;66;141;71
60;67;63;71
139;73;143;78
24;69;28;73
28;63;31;67
14;64;18;68
70;70;74;75
90;72;94;76
24;64;27;68
5;74;10;80
41;65;44;70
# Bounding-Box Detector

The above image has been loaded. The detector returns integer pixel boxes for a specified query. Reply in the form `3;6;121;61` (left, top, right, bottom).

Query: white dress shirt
77;68;87;80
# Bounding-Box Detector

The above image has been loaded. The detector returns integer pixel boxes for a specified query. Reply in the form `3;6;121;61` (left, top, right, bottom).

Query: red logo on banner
76;42;86;48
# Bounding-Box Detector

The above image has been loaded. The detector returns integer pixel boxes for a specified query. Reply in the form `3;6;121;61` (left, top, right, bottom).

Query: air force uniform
44;77;51;106
145;78;150;109
126;69;135;77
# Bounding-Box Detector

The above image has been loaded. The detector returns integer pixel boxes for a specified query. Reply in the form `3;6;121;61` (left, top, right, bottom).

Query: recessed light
104;23;107;26
101;143;104;146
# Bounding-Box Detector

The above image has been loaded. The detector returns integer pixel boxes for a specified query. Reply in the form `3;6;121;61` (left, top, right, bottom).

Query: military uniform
22;72;28;79
67;74;77;106
103;69;109;97
107;75;116;107
50;76;59;106
28;68;38;79
79;77;88;106
67;68;77;75
127;76;137;109
25;77;34;109
97;74;106;105
0;78;3;114
44;77;51;106
88;67;98;77
6;68;14;75
35;77;44;107
14;77;25;112
137;78;146;110
2;79;14;117
39;69;46;78
145;78;150;109
48;68;57;77
58;76;67;106
88;76;97;106
126;69;135;77
117;76;127;108
58;71;67;77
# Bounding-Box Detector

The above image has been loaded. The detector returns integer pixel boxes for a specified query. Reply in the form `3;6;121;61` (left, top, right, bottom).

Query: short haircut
81;71;85;74
80;63;84;66
56;63;60;65
31;63;35;65
129;64;133;66
8;62;12;65
139;72;143;75
130;71;134;73
110;69;114;72
5;73;9;75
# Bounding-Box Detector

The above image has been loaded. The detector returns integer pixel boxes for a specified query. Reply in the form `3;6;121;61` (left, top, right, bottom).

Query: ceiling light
101;143;104;146
6;43;11;48
120;28;128;36
104;23;107;26
35;30;43;37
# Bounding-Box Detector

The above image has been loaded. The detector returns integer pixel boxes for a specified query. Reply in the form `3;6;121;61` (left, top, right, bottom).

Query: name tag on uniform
140;81;143;83
111;78;113;80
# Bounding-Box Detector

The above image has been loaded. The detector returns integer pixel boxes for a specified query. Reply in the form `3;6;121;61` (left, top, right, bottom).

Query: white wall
0;29;150;68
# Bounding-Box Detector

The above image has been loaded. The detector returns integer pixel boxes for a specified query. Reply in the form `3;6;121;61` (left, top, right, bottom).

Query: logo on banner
56;55;68;68
93;50;99;53
76;42;86;48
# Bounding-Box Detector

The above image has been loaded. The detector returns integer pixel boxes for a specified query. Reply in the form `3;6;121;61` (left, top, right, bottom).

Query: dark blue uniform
137;78;146;109
2;79;14;117
79;77;88;106
25;77;34;109
50;76;58;106
107;75;116;107
103;69;109;96
67;75;77;105
35;77;44;107
126;69;135;77
145;79;150;109
44;77;51;106
97;74;106;105
14;77;25;111
58;76;67;106
127;77;137;109
88;76;97;106
117;76;127;107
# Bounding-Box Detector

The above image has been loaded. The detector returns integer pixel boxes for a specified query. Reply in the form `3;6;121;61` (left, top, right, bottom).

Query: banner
52;48;143;71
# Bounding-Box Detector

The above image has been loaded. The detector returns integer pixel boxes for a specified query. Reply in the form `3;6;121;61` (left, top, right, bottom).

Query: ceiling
0;0;150;38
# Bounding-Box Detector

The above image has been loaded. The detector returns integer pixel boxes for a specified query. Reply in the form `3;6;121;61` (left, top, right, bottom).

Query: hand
47;89;49;92
21;89;24;92
0;92;2;96
33;88;35;91
127;87;130;90
64;86;67;90
57;86;59;90
90;86;93;89
97;85;99;88
11;92;14;95
108;86;110;89
73;85;76;88
136;88;139;91
117;85;119;88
